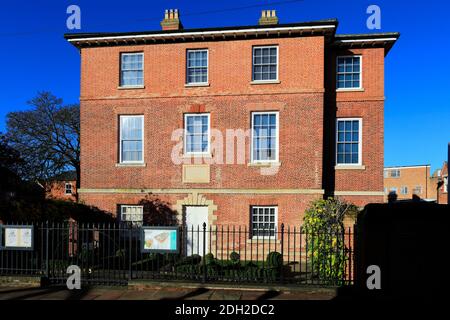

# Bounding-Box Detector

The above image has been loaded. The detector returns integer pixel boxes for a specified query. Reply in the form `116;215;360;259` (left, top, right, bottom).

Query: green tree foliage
303;197;358;284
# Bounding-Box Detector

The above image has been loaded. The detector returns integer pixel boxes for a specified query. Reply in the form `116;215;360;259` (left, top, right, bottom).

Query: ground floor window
120;205;144;226
251;206;277;239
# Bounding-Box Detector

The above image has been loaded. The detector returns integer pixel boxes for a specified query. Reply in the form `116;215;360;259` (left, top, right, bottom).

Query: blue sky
0;0;448;171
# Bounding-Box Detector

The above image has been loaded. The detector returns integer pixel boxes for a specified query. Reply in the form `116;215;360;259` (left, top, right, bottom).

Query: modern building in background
384;163;449;203
65;9;399;228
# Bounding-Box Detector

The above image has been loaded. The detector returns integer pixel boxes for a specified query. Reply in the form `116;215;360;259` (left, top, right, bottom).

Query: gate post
280;223;284;284
128;226;132;281
202;222;207;283
45;221;49;279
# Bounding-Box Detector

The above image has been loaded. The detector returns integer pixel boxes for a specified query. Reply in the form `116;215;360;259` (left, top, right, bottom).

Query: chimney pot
259;9;279;25
161;8;183;31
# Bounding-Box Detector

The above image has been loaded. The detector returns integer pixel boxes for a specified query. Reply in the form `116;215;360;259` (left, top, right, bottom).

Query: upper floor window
251;112;279;163
336;118;361;165
390;170;401;178
184;113;210;155
186;49;208;84
120;53;143;87
119;115;144;163
120;205;143;226
251;206;277;239
65;183;72;195
337;56;361;89
252;46;278;82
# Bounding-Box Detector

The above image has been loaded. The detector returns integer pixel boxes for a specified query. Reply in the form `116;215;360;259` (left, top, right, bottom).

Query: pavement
0;284;337;300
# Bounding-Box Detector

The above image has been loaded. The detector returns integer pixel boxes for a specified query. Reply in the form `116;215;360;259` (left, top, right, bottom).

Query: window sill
116;163;147;167
182;154;212;159
336;88;365;92
118;85;145;90
335;165;366;170
250;80;281;85
185;83;210;88
248;162;281;167
247;239;280;244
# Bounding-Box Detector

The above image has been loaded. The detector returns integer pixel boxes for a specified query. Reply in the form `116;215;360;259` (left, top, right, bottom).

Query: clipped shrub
175;254;202;266
229;251;240;264
204;253;216;266
266;251;283;268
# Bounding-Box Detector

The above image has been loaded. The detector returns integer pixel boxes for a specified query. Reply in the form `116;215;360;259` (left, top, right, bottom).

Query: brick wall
76;33;387;222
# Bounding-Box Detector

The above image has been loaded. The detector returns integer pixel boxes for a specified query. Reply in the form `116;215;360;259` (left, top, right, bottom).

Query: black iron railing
0;222;354;286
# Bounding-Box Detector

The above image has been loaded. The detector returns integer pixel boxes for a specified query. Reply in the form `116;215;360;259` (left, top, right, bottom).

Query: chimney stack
161;9;183;31
258;10;279;25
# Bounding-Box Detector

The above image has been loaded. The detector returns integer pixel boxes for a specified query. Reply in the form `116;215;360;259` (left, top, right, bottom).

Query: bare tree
6;92;80;195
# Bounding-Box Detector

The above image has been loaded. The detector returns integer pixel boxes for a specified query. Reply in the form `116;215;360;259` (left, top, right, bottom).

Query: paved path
0;285;336;300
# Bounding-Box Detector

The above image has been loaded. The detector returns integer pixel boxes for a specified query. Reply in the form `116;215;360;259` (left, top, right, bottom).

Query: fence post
280;223;284;284
128;225;132;281
202;222;207;283
45;221;49;280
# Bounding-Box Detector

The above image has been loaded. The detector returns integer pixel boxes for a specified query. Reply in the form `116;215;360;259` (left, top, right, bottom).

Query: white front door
185;206;209;256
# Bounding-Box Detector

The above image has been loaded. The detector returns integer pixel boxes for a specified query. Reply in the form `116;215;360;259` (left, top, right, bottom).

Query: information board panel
141;226;179;253
2;225;34;251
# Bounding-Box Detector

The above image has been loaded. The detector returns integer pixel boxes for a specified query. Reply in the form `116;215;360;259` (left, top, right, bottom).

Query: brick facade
383;165;433;201
66;13;398;227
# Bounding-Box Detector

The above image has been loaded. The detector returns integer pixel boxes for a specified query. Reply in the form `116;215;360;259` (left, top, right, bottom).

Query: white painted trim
68;25;337;43
384;165;430;170
119;52;144;88
184;113;211;156
252;45;279;82
119;115;145;164
333;191;385;196
336;55;362;90
78;188;325;195
335;38;398;44
250;111;279;164
335;118;362;167
64;183;72;195
186;48;209;85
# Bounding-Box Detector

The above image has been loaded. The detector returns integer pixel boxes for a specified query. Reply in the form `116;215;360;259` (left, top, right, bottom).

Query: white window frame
119;52;144;88
252;46;279;83
250;111;279;164
186;49;209;85
64;183;72;195
400;186;408;195
390;169;401;178
120;205;144;225
335;118;362;167
119;115;144;164
413;186;423;195
336;55;362;91
184;113;211;156
250;206;278;240
389;187;398;194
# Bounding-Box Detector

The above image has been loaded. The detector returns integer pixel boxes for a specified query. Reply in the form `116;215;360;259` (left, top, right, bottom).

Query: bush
266;252;283;268
204;253;216;266
229;251;240;264
303;197;357;284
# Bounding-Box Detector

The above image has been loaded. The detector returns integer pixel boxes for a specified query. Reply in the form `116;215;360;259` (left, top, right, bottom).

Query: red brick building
65;10;399;230
433;161;448;204
45;171;77;202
